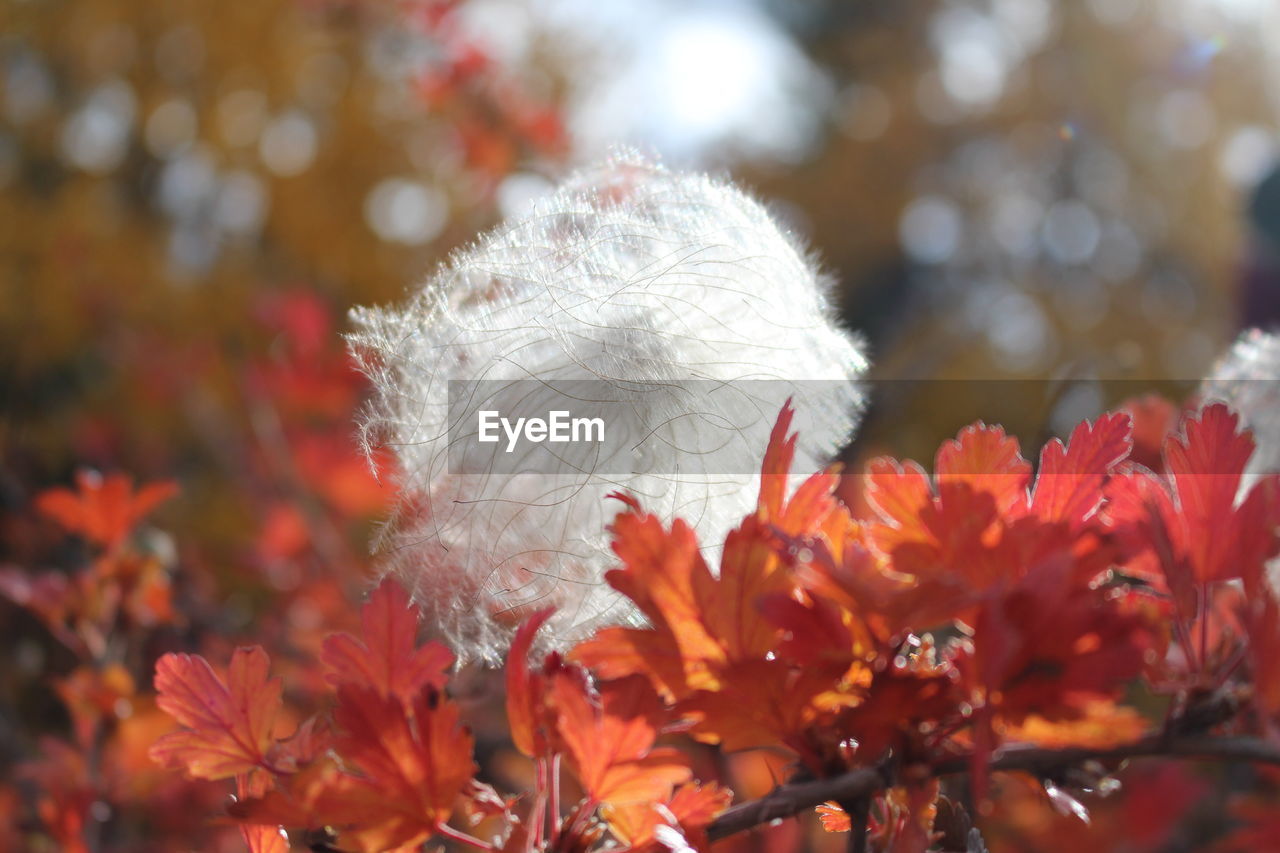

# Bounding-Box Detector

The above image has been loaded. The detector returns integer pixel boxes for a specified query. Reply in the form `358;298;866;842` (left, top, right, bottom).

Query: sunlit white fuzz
349;153;866;663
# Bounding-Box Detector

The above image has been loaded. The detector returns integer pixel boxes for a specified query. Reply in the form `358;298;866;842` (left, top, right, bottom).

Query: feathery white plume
349;152;866;663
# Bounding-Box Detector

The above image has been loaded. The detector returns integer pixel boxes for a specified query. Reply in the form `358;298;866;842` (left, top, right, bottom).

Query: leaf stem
433;821;495;851
532;758;547;850
549;753;562;844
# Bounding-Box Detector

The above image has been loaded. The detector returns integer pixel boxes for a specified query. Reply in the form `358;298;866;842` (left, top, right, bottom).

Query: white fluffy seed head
348;152;866;663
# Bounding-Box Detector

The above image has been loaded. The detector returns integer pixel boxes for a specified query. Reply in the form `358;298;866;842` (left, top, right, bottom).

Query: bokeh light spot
364;178;448;244
259;110;319;177
900;195;962;264
145;98;198;158
60;80;136;174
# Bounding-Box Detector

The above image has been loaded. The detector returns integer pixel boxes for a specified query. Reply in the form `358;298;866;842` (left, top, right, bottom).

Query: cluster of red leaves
293;0;566;184
576;407;1153;778
0;473;195;853
148;580;729;852
142;398;1280;852
569;399;1280;849
10;389;1277;852
0;293;397;851
0;473;178;658
362;0;568;184
150;583;468;853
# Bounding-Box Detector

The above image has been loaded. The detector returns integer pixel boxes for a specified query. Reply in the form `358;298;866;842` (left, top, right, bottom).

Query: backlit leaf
149;647;283;780
36;471;177;550
321;579;453;703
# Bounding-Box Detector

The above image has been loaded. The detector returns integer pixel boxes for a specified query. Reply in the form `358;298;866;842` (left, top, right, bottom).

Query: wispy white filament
349;152;866;662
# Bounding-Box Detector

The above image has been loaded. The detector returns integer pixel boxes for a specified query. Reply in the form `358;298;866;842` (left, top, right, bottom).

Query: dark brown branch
706;734;1280;842
843;796;870;853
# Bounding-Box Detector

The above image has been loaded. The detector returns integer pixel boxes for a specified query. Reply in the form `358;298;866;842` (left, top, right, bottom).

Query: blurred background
3;0;1280;850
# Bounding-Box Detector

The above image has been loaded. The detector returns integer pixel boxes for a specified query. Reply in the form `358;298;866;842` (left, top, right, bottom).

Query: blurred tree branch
707;733;1280;842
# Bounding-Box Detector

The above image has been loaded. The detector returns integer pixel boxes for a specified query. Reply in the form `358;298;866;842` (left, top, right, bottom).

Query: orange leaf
228;758;345;832
576;405;848;691
239;820;291;853
679;658;855;754
322;579;453;703
1007;700;1147;749
505;607;554;757
572;511;722;699
864;458;934;539
603;782;732;851
816;802;851;833
935;423;1031;517
758;398;799;519
36;470;177;550
329;684;476;850
236;772;291;853
866;414;1131;603
550;672;691;807
608;512;722;669
702;515;795;662
149;647;283;780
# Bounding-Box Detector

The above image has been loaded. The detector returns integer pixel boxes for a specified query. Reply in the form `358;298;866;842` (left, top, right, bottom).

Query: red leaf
149;647;283;780
866;425;1036;595
36;471;177;550
330;684;477;851
838;656;959;763
571;511;723;699
865;458;933;538
963;559;1152;725
505;607;554;757
679;658;856;755
1245;589;1280;725
666;782;733;838
759;398;798;518
1106;404;1280;599
550;672;691;807
20;737;93;853
237;772;291;853
322;580;453;703
703;515;797;661
1030;412;1133;530
603;782;732;851
1121;393;1180;473
935;423;1031;516
817;802;852;832
1164;404;1259;583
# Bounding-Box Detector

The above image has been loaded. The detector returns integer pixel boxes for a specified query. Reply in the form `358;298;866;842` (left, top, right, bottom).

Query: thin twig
706;734;1280;842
